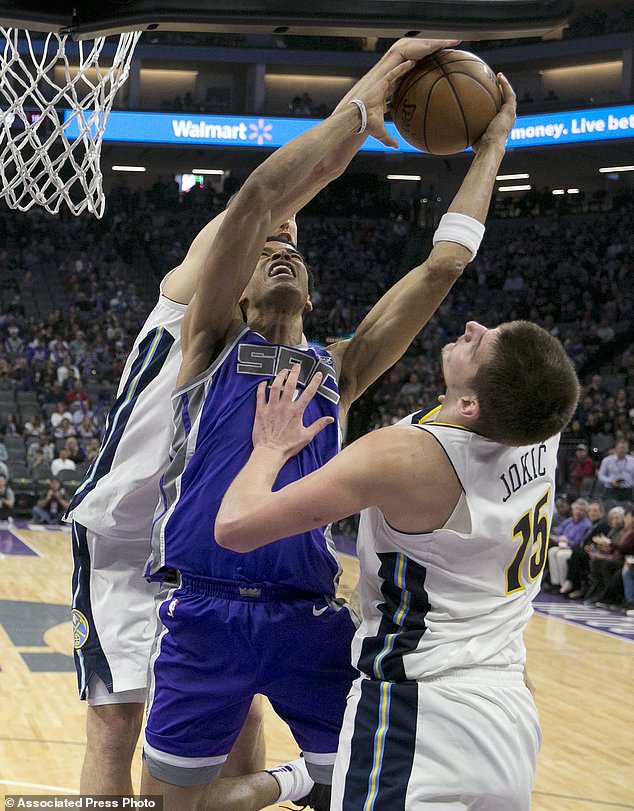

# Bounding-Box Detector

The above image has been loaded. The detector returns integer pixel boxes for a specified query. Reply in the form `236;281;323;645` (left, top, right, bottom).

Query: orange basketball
391;49;502;155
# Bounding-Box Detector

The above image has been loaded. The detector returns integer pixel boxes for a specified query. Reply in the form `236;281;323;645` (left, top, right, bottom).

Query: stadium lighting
495;173;530;180
598;165;634;173
192;169;225;175
386;174;422;181
552;189;565;195
497;184;531;192
567;188;580;194
112;165;146;172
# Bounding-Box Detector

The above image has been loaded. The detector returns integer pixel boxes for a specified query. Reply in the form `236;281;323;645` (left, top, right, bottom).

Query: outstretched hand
253;365;334;459
472;73;517;153
335;37;460;148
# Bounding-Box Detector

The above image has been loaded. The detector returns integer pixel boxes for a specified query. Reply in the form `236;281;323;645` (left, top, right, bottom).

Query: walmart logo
249;118;273;145
171;119;249;140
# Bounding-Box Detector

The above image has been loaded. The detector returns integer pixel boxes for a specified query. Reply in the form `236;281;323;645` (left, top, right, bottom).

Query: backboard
0;1;576;40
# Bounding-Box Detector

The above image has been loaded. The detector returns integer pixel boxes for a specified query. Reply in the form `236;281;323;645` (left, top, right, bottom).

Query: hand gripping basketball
335;38;459;149
350;60;416;148
472;73;517;154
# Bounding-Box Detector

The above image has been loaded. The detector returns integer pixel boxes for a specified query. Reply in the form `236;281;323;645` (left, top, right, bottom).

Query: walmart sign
64;103;634;152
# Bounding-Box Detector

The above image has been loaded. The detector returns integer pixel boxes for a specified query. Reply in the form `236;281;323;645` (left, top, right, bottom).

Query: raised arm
331;74;517;416
161;210;227;304
178;40;458;384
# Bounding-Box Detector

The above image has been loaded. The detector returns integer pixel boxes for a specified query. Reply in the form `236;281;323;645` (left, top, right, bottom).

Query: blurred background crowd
0;183;631;545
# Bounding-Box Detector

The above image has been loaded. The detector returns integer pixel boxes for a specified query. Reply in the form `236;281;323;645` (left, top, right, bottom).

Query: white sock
268;757;314;803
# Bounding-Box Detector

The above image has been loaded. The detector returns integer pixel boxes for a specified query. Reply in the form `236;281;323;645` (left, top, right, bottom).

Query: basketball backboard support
0;1;576;40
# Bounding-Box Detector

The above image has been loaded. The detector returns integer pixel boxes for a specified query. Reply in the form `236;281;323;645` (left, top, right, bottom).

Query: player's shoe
293;782;332;811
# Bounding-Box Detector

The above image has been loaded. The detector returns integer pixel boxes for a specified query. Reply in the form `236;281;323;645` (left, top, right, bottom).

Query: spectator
28;449;52;482
32;478;69;524
50;401;73;431
0;474;15;520
569;443;594;493
23;414;47;438
77;414;97;439
0;458;9;480
51;448;76;478
547;499;592;590
623;548;634;616
551;496;570;531
597;440;634;500
65;436;87;466
561;500;608;598
85;438;100;463
27;433;55;464
0;439;8;463
2;413;19;435
54;417;77;439
585;505;633;608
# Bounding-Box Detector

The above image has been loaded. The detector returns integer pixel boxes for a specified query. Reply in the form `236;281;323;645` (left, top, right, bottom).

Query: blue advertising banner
64;103;634;152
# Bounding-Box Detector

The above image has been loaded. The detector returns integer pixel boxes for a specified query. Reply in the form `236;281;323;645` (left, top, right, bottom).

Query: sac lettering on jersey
237;343;339;404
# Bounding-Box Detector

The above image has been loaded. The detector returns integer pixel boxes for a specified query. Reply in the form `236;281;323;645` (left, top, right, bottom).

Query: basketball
391;49;503;155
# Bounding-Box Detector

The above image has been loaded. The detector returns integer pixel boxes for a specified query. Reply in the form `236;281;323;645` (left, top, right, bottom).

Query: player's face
440;321;497;391
243;239;310;311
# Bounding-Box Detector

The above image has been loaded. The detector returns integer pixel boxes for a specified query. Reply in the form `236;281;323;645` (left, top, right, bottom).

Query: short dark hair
470;321;580;446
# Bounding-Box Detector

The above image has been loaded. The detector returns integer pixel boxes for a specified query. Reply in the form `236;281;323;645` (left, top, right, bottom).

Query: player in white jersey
68;36;460;803
215;328;580;807
67;209;304;793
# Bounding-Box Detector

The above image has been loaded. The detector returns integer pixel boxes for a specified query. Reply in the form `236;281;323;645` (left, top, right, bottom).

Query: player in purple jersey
139;37;503;811
69;205;300;795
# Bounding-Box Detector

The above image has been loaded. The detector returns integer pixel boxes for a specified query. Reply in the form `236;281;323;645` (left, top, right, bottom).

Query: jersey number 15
506;488;551;595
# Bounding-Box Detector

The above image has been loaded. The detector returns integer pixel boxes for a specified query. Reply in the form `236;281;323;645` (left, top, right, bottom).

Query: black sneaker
293;783;332;811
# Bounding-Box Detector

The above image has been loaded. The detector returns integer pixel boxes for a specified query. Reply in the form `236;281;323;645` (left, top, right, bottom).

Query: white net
0;28;141;218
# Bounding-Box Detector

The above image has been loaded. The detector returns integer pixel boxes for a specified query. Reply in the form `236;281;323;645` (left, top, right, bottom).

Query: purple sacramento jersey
146;326;342;596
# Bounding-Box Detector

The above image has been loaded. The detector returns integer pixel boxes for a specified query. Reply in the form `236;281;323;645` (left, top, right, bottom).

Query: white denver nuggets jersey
67;293;186;538
352;407;559;681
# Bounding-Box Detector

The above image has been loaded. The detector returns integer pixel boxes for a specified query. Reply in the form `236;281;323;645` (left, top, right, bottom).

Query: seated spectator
76;414;97;439
50;401;73;432
547;499;592;590
65;436;87;466
551;495;570;531
54;417;77;439
569;443;594;494
51;448;76;478
400;372;425;400
585;505;633;608
597;440;634;500
28;449;52;482
623;550;634;616
560;500;608;598
23;414;47;438
0;474;15;520
2;413;19;436
32;478;69;525
85;438;100;463
0;438;7;463
27;432;55;464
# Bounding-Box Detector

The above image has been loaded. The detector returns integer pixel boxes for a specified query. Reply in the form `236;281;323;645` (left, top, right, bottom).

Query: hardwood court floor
1;526;632;810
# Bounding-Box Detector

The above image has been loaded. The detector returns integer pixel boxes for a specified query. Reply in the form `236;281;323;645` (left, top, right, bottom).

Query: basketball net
0;28;141;218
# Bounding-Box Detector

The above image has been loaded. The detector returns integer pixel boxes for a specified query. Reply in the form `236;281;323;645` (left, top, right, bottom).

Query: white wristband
432;213;485;262
349;98;367;134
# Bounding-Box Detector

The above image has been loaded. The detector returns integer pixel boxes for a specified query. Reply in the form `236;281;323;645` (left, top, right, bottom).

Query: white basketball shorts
332;668;541;811
71;520;160;700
